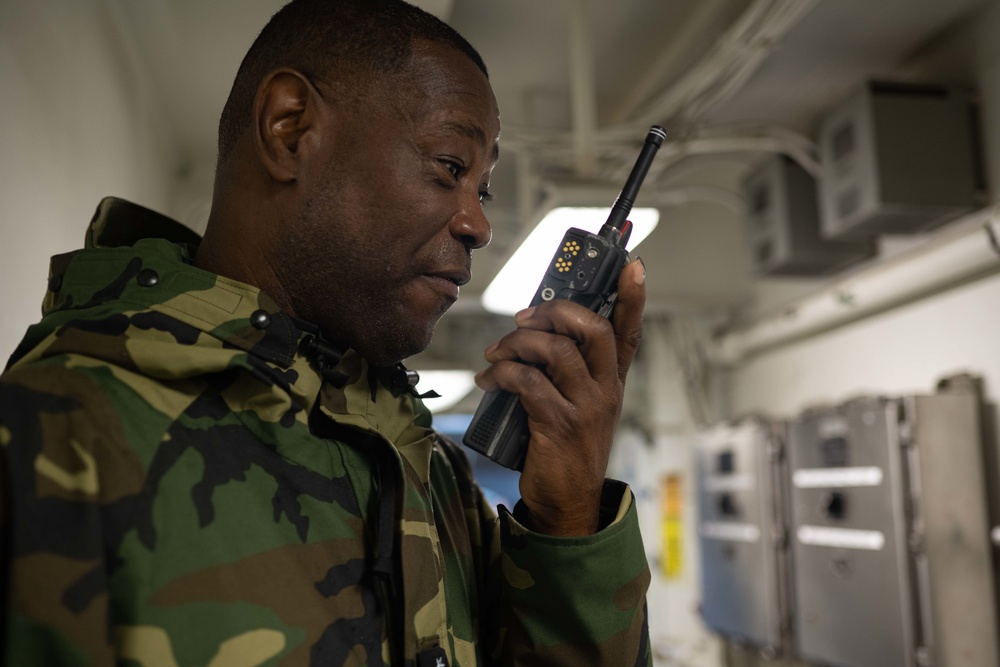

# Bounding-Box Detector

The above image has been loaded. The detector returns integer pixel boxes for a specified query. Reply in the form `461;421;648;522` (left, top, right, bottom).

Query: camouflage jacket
0;198;652;666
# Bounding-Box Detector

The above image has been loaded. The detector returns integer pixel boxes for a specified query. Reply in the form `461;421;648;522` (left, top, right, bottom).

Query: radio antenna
601;125;667;243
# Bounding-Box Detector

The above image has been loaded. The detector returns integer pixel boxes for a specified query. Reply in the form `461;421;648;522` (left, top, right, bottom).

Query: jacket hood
7;197;434;445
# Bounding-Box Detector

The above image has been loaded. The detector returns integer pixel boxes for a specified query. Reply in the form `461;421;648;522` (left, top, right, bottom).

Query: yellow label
661;474;683;579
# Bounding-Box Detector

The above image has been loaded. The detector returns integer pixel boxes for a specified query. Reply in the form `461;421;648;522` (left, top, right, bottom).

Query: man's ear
253;68;327;183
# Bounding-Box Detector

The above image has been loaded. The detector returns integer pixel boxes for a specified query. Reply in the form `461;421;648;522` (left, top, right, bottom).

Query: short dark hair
216;0;488;164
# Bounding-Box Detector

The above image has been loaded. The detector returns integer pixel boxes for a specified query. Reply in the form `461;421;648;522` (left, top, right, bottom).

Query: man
0;1;651;665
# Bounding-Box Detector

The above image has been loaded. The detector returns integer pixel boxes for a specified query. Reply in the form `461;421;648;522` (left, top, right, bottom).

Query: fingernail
635;257;646;284
515;306;536;323
484;340;499;357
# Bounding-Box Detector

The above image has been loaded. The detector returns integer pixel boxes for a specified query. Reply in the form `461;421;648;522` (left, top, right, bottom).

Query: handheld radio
463;125;666;470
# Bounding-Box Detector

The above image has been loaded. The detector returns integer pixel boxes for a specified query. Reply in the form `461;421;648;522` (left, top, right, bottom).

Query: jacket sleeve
0;369;127;666
485;479;653;667
432;434;652;666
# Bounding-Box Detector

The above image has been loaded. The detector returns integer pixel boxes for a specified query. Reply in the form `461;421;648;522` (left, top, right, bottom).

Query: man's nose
449;197;492;250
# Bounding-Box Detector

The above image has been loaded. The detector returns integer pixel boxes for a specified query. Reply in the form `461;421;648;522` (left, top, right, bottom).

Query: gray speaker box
743;155;873;276
818;81;978;241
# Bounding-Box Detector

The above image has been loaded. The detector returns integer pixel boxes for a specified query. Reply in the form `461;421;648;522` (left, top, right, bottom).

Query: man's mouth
421;270;469;301
426;268;471;287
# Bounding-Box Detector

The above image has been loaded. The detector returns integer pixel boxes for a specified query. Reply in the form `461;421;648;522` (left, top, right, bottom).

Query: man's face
276;40;500;366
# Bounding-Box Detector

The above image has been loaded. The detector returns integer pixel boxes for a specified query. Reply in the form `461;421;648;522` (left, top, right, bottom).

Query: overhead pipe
606;0;731;125
608;127;820;188
711;209;1000;364
629;0;817;128
536;180;744;215
505;0;819;185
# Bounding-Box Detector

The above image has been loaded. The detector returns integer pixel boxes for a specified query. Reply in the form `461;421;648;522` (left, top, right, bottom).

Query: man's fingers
509;301;618;383
484;328;593;390
474;359;572;421
611;258;646;382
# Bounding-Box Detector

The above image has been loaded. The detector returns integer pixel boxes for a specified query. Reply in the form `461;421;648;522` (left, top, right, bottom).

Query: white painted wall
730;271;1000;417
0;0;179;361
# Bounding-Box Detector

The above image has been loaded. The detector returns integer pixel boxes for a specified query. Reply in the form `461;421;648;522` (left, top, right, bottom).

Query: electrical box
818;81;978;241
786;379;999;667
744;155;873;275
697;417;790;657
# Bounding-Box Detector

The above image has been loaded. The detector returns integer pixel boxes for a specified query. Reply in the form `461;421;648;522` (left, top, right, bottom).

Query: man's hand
474;258;646;536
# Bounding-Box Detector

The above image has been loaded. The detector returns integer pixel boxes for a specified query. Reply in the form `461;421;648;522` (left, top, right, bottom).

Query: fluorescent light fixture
482;207;659;315
415;370;477;413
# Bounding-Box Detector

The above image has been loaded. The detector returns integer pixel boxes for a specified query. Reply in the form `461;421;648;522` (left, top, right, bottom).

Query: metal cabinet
697;417;790;657
787;381;998;667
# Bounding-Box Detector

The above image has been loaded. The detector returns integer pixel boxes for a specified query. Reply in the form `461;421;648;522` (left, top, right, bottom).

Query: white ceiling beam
566;0;598;178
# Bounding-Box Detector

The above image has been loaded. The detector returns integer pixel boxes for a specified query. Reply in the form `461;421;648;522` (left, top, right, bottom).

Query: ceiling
104;0;989;368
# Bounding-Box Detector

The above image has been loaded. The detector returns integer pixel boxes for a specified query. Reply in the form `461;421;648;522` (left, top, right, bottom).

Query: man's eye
479;191;495;205
441;160;463;179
